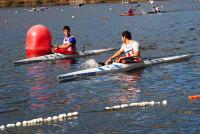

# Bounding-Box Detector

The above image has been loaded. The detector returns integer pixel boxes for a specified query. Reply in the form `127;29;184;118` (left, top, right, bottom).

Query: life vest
128;9;134;15
54;36;78;55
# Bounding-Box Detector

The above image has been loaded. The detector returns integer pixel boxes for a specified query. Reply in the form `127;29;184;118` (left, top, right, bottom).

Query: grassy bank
0;0;157;8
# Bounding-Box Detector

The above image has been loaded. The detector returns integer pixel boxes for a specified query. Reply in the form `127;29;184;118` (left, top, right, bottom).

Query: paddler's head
121;31;132;43
63;26;71;37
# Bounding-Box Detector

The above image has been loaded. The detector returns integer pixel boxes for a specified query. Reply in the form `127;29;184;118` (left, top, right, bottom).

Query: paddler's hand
51;46;58;53
105;58;112;65
51;47;55;52
116;57;124;63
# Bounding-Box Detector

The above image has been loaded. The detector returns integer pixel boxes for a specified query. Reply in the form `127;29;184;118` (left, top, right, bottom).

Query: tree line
0;0;150;8
0;0;72;7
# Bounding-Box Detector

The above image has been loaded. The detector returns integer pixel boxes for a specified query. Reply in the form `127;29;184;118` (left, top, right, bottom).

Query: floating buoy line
0;100;168;131
0;112;78;131
105;100;167;110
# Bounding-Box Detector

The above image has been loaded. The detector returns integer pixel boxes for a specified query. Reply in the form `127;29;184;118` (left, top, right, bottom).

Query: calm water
0;0;200;133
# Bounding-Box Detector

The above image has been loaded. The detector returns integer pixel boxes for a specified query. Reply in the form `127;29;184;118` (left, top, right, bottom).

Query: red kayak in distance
120;13;134;16
120;12;142;16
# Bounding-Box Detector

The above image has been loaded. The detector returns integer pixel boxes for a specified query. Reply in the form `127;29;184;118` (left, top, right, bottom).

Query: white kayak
14;48;115;66
57;54;191;83
24;9;38;12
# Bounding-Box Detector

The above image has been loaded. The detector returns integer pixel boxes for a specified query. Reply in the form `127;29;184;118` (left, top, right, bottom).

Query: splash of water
140;9;147;15
81;59;100;69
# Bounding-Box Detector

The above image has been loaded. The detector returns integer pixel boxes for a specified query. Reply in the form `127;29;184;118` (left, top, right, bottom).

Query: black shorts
122;57;137;63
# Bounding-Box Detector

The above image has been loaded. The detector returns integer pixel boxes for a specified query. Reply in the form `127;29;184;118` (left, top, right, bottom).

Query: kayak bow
57;54;191;83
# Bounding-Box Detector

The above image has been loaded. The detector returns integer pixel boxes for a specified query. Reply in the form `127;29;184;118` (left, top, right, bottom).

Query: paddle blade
149;0;154;4
136;4;140;8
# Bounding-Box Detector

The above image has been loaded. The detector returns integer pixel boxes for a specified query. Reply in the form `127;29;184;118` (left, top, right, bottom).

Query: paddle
149;0;154;5
126;4;140;12
130;4;140;13
149;0;155;10
134;4;141;10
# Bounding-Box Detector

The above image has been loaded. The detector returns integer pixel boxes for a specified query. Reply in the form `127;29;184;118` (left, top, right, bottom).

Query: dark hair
122;31;132;40
63;26;70;31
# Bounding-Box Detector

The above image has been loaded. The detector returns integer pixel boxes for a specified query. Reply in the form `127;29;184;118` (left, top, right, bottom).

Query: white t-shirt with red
120;40;140;57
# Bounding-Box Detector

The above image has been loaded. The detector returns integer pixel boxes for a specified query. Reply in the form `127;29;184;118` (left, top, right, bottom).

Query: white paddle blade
149;0;154;4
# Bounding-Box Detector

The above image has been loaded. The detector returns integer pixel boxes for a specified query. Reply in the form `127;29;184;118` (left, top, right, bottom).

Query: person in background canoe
153;5;160;13
105;31;141;65
51;26;78;54
32;6;37;11
127;7;135;15
40;6;46;11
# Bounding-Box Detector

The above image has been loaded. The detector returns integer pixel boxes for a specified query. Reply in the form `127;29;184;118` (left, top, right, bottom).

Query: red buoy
26;24;52;58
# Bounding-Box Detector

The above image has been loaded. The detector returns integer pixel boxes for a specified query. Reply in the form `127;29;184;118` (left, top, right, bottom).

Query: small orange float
188;95;200;100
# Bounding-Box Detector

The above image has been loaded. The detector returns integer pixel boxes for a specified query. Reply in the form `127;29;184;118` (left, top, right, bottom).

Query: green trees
37;0;44;4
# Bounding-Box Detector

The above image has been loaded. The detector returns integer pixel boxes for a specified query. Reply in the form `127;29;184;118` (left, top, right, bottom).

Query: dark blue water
0;0;200;133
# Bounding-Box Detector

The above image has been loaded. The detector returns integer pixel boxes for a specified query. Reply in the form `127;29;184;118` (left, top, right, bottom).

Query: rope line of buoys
105;100;167;110
0;100;169;131
188;95;200;100
0;111;78;131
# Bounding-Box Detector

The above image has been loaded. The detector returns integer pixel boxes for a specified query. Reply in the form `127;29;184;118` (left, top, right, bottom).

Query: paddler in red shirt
127;7;135;15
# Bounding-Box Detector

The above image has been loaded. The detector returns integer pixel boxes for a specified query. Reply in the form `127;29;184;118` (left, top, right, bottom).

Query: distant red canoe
120;11;168;16
120;13;142;16
120;13;134;16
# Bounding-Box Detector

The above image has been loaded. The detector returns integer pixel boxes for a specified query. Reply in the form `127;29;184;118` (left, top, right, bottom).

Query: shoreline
0;0;160;8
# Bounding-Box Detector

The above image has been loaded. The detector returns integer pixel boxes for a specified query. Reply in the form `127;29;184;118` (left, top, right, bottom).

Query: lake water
0;0;200;133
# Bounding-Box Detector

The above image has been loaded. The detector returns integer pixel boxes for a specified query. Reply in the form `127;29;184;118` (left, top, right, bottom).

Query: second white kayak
14;48;116;66
57;54;191;83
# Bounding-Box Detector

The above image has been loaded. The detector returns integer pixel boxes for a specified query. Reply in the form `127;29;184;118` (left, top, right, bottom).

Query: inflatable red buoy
26;24;52;58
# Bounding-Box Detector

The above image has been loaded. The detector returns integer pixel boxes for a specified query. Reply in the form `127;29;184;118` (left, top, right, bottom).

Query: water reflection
109;69;143;104
25;65;53;109
52;58;77;70
25;59;76;110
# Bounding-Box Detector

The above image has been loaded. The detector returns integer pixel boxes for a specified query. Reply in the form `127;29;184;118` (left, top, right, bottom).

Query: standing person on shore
105;31;141;65
51;26;78;54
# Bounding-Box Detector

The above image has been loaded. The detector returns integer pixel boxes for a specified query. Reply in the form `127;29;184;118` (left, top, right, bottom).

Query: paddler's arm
54;37;76;49
105;49;123;65
51;43;71;52
56;43;72;49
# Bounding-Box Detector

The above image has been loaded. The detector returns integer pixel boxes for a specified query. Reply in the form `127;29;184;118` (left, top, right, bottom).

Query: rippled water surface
0;0;200;133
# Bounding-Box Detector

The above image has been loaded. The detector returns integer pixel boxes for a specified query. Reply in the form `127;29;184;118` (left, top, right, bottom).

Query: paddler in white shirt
105;31;141;65
153;5;160;13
